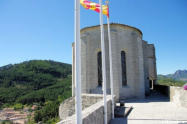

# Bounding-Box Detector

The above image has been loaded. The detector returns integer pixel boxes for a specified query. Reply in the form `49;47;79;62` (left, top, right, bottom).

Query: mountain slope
0;60;72;123
0;60;71;89
166;70;187;82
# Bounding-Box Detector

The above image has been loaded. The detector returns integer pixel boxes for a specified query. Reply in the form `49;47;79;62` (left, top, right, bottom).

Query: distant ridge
0;64;13;71
159;69;187;82
167;69;187;82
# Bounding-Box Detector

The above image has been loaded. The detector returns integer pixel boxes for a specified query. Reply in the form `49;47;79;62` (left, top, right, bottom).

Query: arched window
97;51;102;86
121;51;127;86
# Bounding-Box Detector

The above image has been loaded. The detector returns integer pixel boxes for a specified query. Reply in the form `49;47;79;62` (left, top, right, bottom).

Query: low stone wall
59;94;103;120
58;94;113;124
170;86;187;108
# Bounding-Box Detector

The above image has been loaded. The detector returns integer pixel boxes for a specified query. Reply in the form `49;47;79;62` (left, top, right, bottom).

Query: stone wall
143;41;150;95
142;41;157;96
170;86;187;108
58;94;113;124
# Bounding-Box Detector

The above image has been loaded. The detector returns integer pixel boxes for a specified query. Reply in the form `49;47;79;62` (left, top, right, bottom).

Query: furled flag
80;0;109;17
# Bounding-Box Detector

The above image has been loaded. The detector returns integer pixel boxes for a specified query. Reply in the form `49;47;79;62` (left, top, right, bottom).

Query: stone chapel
72;23;157;100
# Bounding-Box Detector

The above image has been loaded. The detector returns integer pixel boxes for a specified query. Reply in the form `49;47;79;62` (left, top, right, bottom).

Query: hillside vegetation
157;75;186;87
0;60;72;123
158;69;187;82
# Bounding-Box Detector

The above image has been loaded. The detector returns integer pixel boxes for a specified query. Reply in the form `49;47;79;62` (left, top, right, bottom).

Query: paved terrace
125;96;187;124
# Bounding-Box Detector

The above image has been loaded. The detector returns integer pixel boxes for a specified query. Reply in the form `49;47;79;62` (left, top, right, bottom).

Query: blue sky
0;0;186;74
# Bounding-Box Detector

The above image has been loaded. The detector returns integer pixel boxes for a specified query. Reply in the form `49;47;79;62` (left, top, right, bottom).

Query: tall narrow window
97;52;102;86
121;51;127;86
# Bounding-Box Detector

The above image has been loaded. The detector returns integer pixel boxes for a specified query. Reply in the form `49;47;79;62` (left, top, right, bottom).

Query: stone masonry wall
58;94;113;124
170;86;187;108
59;94;103;120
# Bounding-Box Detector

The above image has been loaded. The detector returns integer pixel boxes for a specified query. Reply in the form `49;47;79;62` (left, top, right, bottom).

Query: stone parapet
170;86;187;108
58;94;114;124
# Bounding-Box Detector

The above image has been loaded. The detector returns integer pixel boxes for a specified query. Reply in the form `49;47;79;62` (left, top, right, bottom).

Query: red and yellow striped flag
80;0;109;17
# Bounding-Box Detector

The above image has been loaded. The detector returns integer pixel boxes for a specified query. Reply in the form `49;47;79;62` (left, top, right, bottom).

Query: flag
80;0;109;17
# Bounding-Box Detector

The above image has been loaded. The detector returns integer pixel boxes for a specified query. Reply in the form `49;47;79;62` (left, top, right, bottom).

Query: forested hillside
0;60;72;123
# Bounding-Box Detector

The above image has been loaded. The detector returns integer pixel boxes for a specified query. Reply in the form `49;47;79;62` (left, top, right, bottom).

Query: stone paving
125;96;187;124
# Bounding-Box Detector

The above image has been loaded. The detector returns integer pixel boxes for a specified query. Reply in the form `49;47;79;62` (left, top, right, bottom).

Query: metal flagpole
99;0;107;124
75;0;82;124
106;1;114;119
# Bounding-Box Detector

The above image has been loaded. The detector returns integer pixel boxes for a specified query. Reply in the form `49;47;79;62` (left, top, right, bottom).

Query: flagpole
75;0;82;124
99;0;107;124
106;5;114;119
